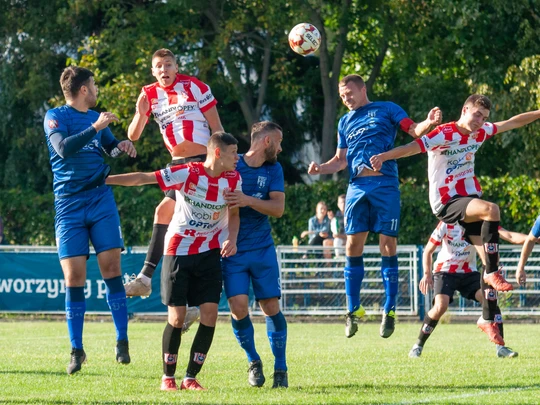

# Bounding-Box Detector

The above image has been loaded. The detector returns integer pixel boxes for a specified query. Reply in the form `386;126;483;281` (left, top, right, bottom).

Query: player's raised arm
106;172;157;186
308;146;347;176
127;91;150;141
420;240;437;295
406;107;442;138
494;109;540;134
370;141;422;171
202;105;224;134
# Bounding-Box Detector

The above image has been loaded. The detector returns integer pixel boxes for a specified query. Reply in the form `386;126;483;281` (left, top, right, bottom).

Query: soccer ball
288;23;321;56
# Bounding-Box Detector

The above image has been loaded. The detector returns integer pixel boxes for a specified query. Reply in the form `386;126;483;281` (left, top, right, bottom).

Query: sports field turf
1;320;539;404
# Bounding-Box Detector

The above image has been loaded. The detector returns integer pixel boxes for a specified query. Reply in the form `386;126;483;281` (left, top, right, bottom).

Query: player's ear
215;147;221;159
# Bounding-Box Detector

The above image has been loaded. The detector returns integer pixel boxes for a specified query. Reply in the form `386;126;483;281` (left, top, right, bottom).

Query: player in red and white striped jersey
107;132;240;391
409;222;526;357
125;48;224;297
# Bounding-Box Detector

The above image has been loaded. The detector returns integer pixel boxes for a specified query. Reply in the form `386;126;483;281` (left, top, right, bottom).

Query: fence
1;245;539;317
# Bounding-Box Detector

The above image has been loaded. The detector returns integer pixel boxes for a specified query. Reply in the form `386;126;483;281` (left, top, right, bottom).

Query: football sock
416;314;438;347
104;276;129;342
186;323;215;378
65;286;86;350
140;223;168;278
381;256;399;314
494;306;504;338
345;256;364;313
162;323;182;377
266;312;287;371
232;315;260;363
481;220;500;274
480;275;497;321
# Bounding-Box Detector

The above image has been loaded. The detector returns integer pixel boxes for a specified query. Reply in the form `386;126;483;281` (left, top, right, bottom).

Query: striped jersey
43;105;119;197
142;74;217;152
415;122;498;214
155;162;242;256
234;155;285;253
429;222;476;273
337;101;409;179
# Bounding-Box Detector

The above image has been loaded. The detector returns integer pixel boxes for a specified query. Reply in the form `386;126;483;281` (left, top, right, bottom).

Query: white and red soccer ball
288;23;321;56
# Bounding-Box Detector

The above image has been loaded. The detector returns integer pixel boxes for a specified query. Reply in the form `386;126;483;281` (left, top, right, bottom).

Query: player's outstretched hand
221;239;237;258
136;92;150;116
428;107;442;126
516;268;527;287
117;140;137;158
93;112;119;131
369;154;384;171
419;273;433;295
307;161;320;175
224;189;249;208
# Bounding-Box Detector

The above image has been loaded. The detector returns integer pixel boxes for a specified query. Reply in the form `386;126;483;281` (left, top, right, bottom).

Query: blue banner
0;251;233;313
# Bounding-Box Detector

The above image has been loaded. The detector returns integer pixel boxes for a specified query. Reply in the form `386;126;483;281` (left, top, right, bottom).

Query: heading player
107;132;240;391
308;74;442;339
43;66;137;374
124;48;224;297
410;221;525;358
221;121;288;388
370;94;540;341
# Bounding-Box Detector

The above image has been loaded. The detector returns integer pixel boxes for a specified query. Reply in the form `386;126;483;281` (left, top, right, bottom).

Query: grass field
1;319;539;404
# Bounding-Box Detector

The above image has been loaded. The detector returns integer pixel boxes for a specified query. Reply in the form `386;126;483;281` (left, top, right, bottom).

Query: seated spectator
331;194;347;257
301;201;334;260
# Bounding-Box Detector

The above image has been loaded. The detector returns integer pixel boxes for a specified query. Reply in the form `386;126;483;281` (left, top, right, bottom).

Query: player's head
208;132;239;172
151;48;178;87
339;75;368;111
460;94;492;132
337;194;346;212
251;121;283;164
60;66;98;107
316;201;328;217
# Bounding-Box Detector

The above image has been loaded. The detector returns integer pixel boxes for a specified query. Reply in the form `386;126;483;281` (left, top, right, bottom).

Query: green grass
1;320;539;404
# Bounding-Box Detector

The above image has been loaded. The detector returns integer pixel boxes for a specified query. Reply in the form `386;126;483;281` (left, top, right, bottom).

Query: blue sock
104;276;129;342
381;256;399;314
231;315;260;363
66;286;86;350
345;256;364;313
266;312;287;371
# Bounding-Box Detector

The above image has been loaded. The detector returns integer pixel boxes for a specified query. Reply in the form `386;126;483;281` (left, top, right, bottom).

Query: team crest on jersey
151;98;158;105
368;110;377;118
48;119;59;129
164;353;178;364
193;352;206;365
257;176;267;188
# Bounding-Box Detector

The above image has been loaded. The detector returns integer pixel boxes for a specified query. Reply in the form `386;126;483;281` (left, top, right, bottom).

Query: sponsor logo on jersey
151;98;158;105
193;352;206;365
164;353;178;364
212;211;220;220
440;144;479;156
224;171;237;178
184;195;226;210
163;169;172;183
48;119;59;129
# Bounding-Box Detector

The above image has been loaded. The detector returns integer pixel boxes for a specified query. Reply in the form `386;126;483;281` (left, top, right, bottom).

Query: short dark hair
339;74;365;89
338;194;346;200
464;94;492;111
208;132;238;150
152;48;176;61
251;121;282;142
60;66;94;99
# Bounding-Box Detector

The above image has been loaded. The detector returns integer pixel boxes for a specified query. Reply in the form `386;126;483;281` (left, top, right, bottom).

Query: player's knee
259;298;280;317
481;202;500;221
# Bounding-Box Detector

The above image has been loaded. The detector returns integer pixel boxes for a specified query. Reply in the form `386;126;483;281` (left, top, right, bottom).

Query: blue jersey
337;101;408;179
44;105;119;197
235;155;285;253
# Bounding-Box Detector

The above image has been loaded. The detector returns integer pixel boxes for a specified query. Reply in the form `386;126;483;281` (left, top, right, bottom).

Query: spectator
301;201;332;245
331;194;347;256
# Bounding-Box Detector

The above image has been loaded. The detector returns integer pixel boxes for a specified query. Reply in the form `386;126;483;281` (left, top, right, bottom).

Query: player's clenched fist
92;112;119;131
370;154;384;171
307;161;320;175
221;239;237;258
428;106;442;126
117;140;137;158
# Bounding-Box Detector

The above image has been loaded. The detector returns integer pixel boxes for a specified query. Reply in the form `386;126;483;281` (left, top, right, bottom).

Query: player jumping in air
308;74;442;339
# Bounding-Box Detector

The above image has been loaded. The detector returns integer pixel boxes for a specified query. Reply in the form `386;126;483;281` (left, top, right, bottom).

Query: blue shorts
221;245;281;300
54;185;124;260
345;176;400;237
532;215;540;238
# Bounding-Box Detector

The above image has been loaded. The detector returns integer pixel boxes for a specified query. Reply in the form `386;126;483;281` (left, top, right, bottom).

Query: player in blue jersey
308;74;442;339
221;121;288;388
43;66;137;374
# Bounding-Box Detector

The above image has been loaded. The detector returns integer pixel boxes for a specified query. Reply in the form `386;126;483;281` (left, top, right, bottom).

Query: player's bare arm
127;92;150;141
420;241;437;295
92;112;119;131
370;141;422;171
515;232;540;286
224;190;284;218
202;106;224;134
106;172;157;186
308;147;347;175
407;107;442;138
221;207;239;258
498;228;528;245
495;109;540;133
